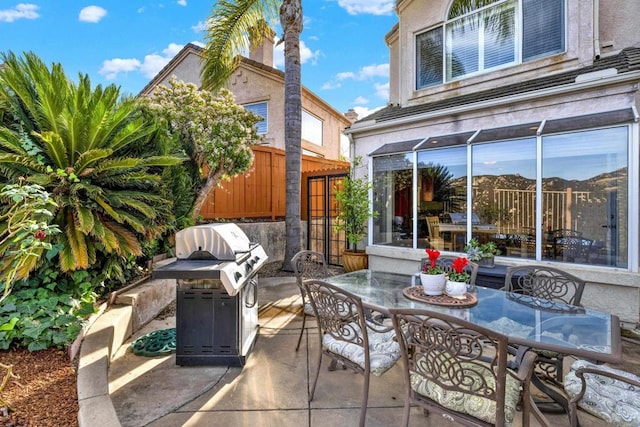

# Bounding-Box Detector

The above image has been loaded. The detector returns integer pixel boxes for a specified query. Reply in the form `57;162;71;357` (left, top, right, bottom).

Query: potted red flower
420;249;446;295
446;256;470;296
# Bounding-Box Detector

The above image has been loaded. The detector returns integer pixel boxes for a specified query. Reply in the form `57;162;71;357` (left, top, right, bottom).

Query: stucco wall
390;0;640;108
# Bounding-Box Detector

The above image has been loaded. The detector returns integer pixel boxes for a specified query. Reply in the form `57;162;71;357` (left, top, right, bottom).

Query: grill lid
175;223;251;260
152;223;268;296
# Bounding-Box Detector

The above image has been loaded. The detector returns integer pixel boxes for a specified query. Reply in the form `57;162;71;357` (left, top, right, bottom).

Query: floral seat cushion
409;361;522;426
322;323;400;376
564;359;640;426
303;302;315;316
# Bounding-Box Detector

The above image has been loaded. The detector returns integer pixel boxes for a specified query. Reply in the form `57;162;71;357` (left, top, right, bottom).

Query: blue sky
0;1;397;118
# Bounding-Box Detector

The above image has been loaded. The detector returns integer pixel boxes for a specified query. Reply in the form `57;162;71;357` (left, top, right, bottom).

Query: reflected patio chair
389;307;544;427
436;255;479;286
564;359;640;426
553;236;594;263
503;265;586;389
291;250;329;351
303;279;401;427
426;216;451;251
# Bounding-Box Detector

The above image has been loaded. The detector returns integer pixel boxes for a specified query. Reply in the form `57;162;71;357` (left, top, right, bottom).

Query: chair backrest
504;265;586;306
436;255;479;285
389;307;510;426
292;250;329;290
426;216;440;238
553;236;593;262
302;279;369;362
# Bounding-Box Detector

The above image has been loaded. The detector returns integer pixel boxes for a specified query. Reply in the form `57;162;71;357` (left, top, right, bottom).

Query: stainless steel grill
153;223;268;366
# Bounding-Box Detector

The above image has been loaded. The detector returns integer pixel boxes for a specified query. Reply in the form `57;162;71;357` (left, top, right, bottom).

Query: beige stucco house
140;38;351;161
346;0;640;324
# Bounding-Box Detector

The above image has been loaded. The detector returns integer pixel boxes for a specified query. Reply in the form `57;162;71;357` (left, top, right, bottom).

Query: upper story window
302;109;323;146
417;0;565;89
243;101;268;134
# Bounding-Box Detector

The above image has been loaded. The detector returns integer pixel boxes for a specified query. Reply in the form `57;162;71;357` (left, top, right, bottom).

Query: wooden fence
200;145;349;220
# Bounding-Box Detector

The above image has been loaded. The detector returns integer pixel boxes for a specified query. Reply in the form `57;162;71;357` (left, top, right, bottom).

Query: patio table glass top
324;269;622;364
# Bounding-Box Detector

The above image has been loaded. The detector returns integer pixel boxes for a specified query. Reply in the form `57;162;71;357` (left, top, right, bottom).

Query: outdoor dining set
291;250;640;427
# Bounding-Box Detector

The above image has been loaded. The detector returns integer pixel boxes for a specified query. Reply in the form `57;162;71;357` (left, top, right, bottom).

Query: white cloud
99;43;185;80
353;96;368;105
374;81;389;99
323;63;389;92
273;38;320;68
177;0;187;5
79;6;107;23
99;58;141;80
0;3;39;22
192;20;207;33
300;41;321;65
337;0;395;16
336;64;389;81
352;105;384;120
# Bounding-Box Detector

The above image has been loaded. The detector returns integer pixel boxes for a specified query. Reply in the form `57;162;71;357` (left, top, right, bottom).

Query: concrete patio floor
108;277;627;426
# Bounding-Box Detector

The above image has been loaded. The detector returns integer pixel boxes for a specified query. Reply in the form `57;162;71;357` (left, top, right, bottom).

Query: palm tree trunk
281;0;303;271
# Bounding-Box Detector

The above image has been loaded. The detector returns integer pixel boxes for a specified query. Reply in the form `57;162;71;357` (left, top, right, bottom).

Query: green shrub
0;268;97;351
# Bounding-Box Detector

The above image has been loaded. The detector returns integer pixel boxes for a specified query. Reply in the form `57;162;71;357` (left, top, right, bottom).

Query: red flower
425;248;440;268
451;256;468;273
34;230;46;241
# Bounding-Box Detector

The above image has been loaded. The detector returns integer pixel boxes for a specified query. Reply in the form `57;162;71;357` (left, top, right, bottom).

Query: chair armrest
573;366;640;397
509;348;537;383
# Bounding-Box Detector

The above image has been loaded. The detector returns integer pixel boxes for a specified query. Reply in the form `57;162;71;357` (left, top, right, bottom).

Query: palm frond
105;221;142;256
202;0;280;90
62;212;90;270
75;206;95;233
73;148;113;172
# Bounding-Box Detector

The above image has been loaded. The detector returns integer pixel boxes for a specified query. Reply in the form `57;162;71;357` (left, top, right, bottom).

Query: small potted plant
420;249;446;295
334;157;378;272
445;256;470;296
464;238;500;268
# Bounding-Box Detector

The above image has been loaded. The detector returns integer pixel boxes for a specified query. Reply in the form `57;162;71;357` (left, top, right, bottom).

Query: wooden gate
302;170;348;266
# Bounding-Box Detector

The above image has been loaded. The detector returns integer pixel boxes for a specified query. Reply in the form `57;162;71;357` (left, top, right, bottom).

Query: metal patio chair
436;255;479;286
502;265;586;407
564;359;640;426
389;307;544;427
303;279;401;427
291;250;330;351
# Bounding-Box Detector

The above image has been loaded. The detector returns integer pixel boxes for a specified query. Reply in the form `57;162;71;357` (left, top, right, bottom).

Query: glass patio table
324;269;623;364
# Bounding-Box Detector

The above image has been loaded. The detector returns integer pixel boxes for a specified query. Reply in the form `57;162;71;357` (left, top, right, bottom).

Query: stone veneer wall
236;221;307;263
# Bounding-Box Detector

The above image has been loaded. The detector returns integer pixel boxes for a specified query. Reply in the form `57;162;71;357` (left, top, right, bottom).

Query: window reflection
417;147;467;250
472;139;537;259
370;126;629;269
372;154;413;247
542;127;628;267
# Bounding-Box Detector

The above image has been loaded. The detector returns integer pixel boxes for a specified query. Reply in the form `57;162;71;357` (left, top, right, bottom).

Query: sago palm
202;0;303;270
0;51;182;272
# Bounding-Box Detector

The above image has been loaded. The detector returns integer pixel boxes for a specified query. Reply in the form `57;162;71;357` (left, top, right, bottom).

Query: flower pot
342;250;368;272
420;272;446;296
446;280;467;297
478;255;495;268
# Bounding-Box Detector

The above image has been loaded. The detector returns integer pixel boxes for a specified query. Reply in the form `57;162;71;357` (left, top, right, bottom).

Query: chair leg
295;312;306;351
309;348;323;401
359;370;370;427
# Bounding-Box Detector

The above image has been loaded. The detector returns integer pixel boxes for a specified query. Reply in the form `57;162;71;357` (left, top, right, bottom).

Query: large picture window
416;0;565;89
371;123;630;269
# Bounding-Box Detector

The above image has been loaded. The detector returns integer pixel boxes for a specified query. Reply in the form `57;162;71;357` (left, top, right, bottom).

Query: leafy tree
0;51;182;272
141;77;263;222
202;0;303;270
